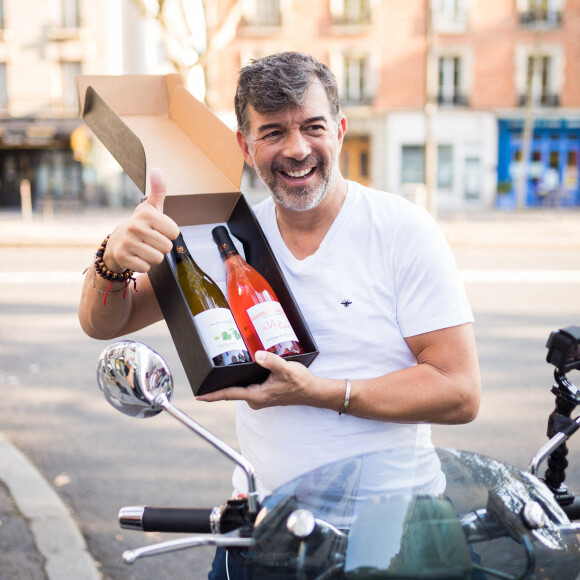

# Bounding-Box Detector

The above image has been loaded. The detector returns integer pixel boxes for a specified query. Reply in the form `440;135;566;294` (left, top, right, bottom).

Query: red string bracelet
93;235;137;305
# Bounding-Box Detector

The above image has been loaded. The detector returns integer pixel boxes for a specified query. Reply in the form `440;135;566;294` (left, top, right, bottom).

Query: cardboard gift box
77;74;318;396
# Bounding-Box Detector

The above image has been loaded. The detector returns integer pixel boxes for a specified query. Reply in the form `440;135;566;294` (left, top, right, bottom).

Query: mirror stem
157;394;260;515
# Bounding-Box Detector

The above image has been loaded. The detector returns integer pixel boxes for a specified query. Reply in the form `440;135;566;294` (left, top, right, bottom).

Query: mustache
272;154;322;173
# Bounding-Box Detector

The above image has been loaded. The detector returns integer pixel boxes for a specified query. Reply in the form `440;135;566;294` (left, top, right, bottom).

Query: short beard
255;151;338;212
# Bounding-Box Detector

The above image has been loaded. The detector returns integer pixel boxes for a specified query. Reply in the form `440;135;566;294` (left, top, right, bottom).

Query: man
79;52;480;578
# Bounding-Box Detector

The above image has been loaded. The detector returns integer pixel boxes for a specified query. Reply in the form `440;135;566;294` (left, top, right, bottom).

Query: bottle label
247;301;298;351
194;308;248;359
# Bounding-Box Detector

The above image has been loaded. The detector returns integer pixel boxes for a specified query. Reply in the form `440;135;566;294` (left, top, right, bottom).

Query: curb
0;433;101;580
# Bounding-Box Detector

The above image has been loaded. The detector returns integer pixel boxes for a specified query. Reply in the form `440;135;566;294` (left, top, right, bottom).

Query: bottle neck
220;249;240;263
212;226;242;263
221;251;249;280
172;234;195;265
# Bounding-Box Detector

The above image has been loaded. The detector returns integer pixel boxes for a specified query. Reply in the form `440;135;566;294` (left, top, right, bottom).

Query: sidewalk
1;204;580;579
437;206;580;249
0;208;133;248
0;433;101;580
1;205;580;249
0;209;119;579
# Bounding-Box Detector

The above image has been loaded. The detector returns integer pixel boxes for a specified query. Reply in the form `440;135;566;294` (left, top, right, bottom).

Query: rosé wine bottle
211;226;304;361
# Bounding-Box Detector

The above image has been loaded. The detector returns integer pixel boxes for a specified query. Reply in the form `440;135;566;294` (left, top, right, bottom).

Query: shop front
497;118;580;209
0;118;84;212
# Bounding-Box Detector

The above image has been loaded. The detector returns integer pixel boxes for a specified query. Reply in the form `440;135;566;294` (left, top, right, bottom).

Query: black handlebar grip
562;497;580;521
119;506;213;533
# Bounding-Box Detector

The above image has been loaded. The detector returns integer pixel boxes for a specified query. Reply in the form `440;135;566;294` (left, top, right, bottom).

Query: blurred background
2;4;580;577
0;0;578;216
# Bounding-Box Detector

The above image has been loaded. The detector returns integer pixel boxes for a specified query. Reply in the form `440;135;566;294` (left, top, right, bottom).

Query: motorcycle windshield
244;447;580;580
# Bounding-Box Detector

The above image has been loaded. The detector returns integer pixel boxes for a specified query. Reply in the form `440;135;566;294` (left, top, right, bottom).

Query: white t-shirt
233;181;473;496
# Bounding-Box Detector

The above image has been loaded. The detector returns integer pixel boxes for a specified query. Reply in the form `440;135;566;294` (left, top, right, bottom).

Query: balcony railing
340;95;373;107
517;93;560;107
331;12;371;26
519;10;562;27
437;93;469;107
47;26;83;41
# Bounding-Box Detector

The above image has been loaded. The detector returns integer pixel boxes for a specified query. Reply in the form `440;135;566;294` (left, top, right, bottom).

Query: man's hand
196;351;328;410
103;168;180;274
79;168;180;340
195;324;481;425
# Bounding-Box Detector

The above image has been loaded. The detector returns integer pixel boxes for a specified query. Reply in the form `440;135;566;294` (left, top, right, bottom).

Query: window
438;56;467;106
330;49;374;106
333;53;373;106
243;0;281;27
431;46;472;106
464;157;481;199
343;56;367;104
432;0;463;18
341;135;370;185
527;56;558;106
437;145;453;189
61;61;81;109
516;45;563;107
565;150;578;191
518;0;562;27
330;0;371;26
0;0;5;29
431;0;468;32
60;0;80;28
402;145;425;184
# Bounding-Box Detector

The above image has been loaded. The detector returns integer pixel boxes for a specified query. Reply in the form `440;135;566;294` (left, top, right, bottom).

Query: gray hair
235;52;342;136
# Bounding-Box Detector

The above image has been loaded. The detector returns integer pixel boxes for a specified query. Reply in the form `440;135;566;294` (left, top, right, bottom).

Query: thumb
254;350;285;372
147;168;167;212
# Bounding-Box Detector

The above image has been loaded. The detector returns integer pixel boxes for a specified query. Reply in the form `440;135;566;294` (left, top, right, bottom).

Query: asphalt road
1;245;237;578
1;210;580;578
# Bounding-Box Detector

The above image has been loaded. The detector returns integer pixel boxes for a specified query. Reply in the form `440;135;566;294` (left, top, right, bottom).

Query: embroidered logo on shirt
341;299;352;308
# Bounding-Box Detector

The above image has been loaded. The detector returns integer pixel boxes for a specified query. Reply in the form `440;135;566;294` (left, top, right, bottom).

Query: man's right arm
78;169;180;340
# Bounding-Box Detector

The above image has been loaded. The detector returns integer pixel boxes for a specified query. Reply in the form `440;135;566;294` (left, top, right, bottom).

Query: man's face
237;80;346;212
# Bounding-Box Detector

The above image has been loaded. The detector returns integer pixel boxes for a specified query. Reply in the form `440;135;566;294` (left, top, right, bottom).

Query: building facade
1;0;578;212
0;0;171;211
205;0;580;211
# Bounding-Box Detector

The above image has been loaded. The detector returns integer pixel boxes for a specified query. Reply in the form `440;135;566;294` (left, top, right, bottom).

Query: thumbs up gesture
102;168;180;274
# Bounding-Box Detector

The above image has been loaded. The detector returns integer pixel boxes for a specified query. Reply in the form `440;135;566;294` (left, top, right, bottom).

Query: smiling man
78;52;481;580
237;85;343;213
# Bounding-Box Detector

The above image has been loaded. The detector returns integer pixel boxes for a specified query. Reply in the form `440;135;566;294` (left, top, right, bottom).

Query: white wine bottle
171;233;251;366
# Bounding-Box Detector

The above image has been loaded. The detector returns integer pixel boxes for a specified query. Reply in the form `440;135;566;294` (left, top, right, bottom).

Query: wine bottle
211;226;304;360
171;233;251;366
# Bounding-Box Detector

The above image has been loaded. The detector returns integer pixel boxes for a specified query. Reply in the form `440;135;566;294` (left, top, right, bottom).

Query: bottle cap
171;233;188;257
212;226;237;257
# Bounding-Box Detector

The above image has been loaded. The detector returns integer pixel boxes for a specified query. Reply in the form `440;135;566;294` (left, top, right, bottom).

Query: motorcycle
95;326;580;579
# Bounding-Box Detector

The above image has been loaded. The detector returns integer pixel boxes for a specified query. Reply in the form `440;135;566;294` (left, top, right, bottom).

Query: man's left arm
197;322;481;425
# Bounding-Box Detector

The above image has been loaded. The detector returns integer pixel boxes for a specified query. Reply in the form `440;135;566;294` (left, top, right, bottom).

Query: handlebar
119;497;251;535
119;506;213;534
562;497;580;521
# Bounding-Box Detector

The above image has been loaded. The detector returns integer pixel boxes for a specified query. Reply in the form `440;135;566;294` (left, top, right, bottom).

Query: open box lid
77;74;244;208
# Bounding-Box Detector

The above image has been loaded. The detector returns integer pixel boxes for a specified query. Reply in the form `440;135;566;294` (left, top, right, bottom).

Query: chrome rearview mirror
96;341;259;515
97;341;173;418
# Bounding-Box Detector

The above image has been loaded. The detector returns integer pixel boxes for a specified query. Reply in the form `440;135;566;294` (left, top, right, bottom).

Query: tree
130;0;244;105
516;3;546;210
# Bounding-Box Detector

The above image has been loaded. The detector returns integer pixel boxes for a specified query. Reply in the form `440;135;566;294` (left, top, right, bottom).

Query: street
1;242;237;578
1;211;580;579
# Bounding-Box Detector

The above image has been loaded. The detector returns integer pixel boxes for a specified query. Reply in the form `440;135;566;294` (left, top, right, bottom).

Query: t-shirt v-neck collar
270;181;356;265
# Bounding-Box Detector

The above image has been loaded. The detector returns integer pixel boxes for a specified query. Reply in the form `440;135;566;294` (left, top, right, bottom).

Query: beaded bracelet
92;234;137;305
